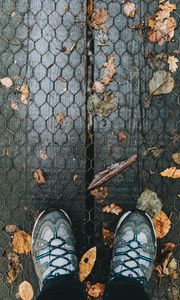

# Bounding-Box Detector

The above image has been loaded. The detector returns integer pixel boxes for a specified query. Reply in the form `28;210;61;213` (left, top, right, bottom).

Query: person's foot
110;210;157;287
31;209;78;289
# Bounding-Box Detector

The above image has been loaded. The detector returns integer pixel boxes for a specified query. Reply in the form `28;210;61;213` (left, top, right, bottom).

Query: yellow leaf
79;247;96;282
160;167;180;178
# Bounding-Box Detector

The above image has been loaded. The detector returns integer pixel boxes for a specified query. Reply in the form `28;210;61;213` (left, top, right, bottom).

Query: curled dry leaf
16;281;34;300
136;189;162;218
102;204;122;216
149;71;174;96
90;187;109;203
16;85;29;105
56;112;65;125
0;77;13;88
10;100;18;111
7;252;22;283
92;81;105;94
5;224;18;233
168;56;179;73
147;1;176;45
102;228;114;248
118;132;126;142
160;167;180;179
12;230;32;254
89;8;108;29
33;168;46;185
79;247;97;282
101;55;116;85
172;153;180;165
144;146;164;157
123;1;137;18
86;282;105;298
153;211;171;238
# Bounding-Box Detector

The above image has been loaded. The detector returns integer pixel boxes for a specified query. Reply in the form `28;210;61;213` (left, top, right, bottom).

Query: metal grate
0;0;179;299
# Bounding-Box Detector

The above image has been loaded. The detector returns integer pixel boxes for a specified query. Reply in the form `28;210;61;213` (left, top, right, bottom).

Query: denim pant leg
104;275;149;300
36;275;86;300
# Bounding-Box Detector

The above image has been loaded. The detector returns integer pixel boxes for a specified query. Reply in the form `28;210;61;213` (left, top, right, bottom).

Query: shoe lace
36;225;76;283
111;232;153;287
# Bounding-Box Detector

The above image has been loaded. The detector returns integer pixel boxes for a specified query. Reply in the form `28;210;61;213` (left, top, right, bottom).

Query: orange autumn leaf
87;282;105;298
160;167;180;179
7;252;22;283
89;8;108;29
101;55;116;85
153;211;171;239
16;281;34;300
12;230;32;254
102;228;114;248
79;247;96;282
102;204;122;216
90;187;109;203
33;168;46;185
161;242;176;254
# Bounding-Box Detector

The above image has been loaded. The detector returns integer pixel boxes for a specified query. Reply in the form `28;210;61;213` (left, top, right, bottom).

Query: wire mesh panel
0;0;180;299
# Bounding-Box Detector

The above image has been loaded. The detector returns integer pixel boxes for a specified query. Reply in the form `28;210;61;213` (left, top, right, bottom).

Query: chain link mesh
0;0;179;299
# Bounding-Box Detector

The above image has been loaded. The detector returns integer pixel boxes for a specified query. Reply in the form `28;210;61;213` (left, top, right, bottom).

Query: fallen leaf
56;112;65;125
89;8;108;29
90;187;109;203
172;153;180;165
147;1;177;45
102;228;114;248
7;252;22;283
167;284;180;300
153;211;171;238
16;281;34;300
160;167;180;179
144;146;164;157
5;224;18;233
0;77;13;88
168;55;179;73
92;81;105;94
87;95;102;116
16;85;29;105
136;190;163;218
101;55;116;85
161;242;176;254
86;282;105;298
33;168;46;185
57;76;67;82
79;247;97;282
12;230;31;254
10;100;18;111
118;132;127;142
123;1;137;18
87;0;94;14
73;174;78;182
149;71;174;96
98;92;118;117
88;154;138;190
10;11;16;17
102;204;122;216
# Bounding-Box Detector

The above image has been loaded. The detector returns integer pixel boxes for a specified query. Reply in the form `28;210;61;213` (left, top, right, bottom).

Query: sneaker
31;209;78;289
110;210;157;287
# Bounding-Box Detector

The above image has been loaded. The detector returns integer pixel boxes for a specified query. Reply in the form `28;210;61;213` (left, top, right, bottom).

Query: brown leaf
56;112;65;125
33;168;46;185
92;81;105;94
89;8;108;29
160;167;180;179
10;100;18;111
16;281;34;300
5;224;18;233
16;85;29;105
118;132;126;142
153;211;171;238
123;1;137;18
7;252;22;283
102;204;122;216
167;284;180;300
12;230;32;254
101;55;116;85
87;0;94;14
99;92;118;117
90;187;109;203
0;77;13;88
79;247;97;282
88;154;138;190
149;71;174;96
168;55;179;73
172;153;180;165
147;1;176;45
87;282;105;298
161;242;176;254
102;228;114;248
136;189;162;218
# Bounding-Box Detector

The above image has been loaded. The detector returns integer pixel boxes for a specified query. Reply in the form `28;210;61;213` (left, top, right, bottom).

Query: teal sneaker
31;209;78;289
110;210;157;287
